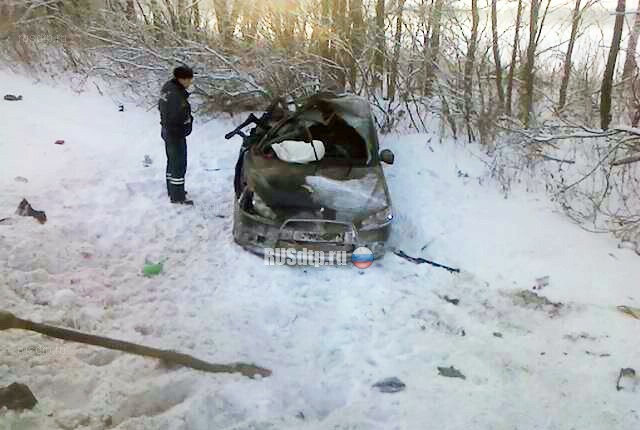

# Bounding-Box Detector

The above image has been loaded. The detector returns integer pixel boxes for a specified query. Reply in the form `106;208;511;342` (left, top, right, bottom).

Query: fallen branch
536;153;576;164
393;250;461;274
0;310;271;379
611;154;640;166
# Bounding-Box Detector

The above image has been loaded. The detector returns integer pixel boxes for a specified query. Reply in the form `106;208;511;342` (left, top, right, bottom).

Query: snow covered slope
1;71;639;430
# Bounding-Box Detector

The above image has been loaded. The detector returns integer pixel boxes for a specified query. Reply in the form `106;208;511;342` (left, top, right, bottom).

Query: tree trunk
558;0;582;111
623;1;640;124
424;0;444;96
176;0;187;34
506;0;523;116
320;0;331;60
463;0;479;141
601;0;626;130
388;0;406;101
349;0;364;91
213;0;239;48
148;0;159;27
521;0;540;128
244;1;260;42
213;0;226;37
332;0;347;90
192;0;201;30
373;0;385;95
228;0;243;45
491;0;505;109
161;0;178;31
622;0;640;86
273;0;297;51
535;0;552;48
125;0;135;19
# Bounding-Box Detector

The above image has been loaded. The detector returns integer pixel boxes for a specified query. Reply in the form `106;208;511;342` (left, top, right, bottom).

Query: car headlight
251;193;278;220
361;207;393;230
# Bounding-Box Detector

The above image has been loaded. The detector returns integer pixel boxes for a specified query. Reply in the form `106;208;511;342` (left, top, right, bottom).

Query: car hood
247;160;391;221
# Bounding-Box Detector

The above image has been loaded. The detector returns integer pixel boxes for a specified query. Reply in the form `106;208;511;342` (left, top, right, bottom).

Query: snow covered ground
1;71;639;430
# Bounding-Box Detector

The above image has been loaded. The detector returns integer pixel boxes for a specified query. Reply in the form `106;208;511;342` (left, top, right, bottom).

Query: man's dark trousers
163;130;187;201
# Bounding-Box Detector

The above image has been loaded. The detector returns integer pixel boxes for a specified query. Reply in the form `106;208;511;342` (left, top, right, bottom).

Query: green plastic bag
143;261;163;277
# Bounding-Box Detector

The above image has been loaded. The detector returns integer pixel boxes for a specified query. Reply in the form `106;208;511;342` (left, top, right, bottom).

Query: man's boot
171;197;194;206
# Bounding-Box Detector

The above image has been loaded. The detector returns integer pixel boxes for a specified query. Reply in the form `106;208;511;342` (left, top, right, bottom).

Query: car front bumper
232;203;391;260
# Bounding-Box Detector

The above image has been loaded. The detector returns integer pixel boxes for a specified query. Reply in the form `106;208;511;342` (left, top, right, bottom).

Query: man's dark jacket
159;79;193;138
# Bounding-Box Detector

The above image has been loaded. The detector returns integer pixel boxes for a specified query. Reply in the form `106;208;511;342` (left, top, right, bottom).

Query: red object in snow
54;140;65;145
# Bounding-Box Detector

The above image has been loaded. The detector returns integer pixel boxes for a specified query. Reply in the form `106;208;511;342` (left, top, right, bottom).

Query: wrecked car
226;93;395;259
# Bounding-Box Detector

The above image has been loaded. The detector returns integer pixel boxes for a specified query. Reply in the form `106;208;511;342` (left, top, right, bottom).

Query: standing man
159;66;194;205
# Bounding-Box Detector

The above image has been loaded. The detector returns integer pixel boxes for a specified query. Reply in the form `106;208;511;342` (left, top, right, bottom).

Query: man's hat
173;66;194;80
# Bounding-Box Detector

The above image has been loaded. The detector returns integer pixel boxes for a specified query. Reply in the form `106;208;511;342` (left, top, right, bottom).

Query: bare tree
558;0;583;111
213;0;228;41
192;0;201;30
388;0;407;101
348;0;364;91
506;0;523;116
332;0;347;90
424;0;444;96
601;0;626;130
125;0;134;20
161;0;178;31
491;0;505;110
521;0;540;128
622;0;640;86
320;0;331;61
463;0;479;140
373;0;385;94
214;0;242;46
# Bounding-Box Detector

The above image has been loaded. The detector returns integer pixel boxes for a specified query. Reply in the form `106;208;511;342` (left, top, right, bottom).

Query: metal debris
616;368;637;391
437;366;466;380
16;198;47;224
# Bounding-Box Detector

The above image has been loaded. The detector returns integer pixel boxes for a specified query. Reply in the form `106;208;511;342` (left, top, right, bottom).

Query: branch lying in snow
393;250;461;274
499;122;640;167
525;125;640;144
536;153;576;164
0;310;271;379
611;154;640;166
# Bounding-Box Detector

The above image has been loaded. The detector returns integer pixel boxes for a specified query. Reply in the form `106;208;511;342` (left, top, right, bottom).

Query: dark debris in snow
512;290;563;316
437;366;466;380
0;382;38;411
16;198;47;224
443;295;460;305
372;377;406;393
616;368;637;391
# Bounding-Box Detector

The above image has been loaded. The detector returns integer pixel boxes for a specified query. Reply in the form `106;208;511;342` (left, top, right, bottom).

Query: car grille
276;240;356;254
278;219;357;244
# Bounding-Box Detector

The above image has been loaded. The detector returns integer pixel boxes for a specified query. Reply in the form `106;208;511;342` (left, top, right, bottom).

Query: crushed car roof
258;94;379;163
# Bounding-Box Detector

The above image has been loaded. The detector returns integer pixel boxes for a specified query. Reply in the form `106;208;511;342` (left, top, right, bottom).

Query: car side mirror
380;149;395;165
